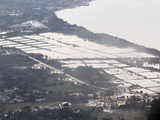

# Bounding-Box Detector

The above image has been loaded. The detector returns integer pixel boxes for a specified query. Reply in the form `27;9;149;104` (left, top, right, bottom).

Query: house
59;102;72;109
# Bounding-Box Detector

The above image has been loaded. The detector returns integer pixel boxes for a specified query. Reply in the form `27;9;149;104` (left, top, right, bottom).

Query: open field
0;32;160;96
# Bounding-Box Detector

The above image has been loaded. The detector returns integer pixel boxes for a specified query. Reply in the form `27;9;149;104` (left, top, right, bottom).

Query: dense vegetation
0;47;97;110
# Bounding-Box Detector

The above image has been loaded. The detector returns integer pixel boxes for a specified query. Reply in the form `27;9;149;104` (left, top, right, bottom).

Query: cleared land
0;32;160;96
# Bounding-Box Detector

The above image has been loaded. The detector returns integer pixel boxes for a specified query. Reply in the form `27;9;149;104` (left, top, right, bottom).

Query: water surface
56;0;160;50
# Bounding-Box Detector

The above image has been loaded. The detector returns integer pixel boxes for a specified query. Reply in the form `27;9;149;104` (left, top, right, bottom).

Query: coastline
56;0;160;51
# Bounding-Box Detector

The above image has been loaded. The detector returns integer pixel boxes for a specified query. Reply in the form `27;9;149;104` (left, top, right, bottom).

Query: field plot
148;87;160;93
129;79;160;88
0;32;160;95
125;67;151;73
138;72;160;79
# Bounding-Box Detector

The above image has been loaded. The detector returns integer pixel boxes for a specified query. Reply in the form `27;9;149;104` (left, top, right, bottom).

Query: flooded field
0;32;160;95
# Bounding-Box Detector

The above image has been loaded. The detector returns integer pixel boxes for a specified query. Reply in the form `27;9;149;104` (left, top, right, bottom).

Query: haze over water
56;0;160;50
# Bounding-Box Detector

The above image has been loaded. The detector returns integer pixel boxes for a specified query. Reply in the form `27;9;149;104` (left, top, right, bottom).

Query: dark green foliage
65;66;116;96
0;106;97;120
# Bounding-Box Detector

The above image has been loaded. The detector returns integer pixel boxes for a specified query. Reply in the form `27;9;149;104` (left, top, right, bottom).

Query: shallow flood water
56;0;160;50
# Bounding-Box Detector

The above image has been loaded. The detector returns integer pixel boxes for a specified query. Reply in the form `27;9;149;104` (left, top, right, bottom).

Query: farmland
0;32;160;97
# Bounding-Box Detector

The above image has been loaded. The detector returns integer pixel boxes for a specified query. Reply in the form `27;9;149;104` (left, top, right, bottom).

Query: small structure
59;102;72;109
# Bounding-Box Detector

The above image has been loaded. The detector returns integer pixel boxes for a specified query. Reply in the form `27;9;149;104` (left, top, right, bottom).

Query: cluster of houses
0;87;48;104
86;92;154;111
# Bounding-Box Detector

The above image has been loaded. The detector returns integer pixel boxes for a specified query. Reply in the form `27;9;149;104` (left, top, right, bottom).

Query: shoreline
0;0;160;57
56;0;160;51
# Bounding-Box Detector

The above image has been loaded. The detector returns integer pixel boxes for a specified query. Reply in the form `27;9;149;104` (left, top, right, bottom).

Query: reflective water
56;0;160;50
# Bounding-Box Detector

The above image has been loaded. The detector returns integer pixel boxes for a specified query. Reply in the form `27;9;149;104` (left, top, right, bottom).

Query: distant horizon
57;0;160;50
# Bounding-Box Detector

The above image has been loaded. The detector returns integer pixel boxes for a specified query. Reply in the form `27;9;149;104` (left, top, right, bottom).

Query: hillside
0;0;160;120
